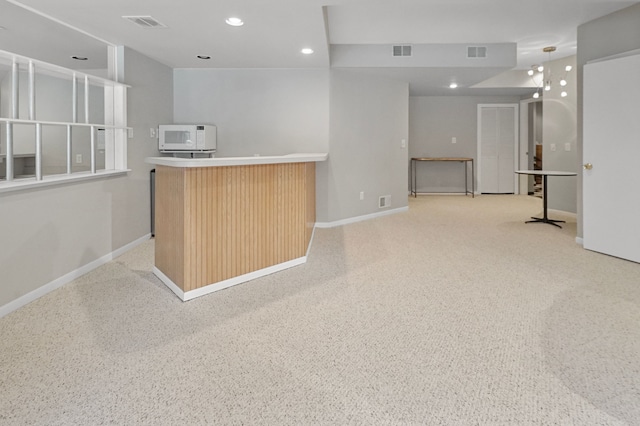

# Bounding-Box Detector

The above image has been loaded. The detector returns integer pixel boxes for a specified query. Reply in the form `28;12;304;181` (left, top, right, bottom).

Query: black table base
526;175;563;228
526;216;565;228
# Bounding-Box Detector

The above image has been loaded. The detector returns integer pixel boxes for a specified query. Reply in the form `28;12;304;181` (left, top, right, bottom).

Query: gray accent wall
172;69;330;157
0;48;172;308
409;95;521;194
543;55;577;214
324;69;409;223
172;68;409;224
576;3;640;238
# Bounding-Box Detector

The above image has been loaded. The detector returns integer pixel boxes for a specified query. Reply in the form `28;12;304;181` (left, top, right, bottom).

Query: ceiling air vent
392;45;412;57
467;46;487;58
122;15;168;29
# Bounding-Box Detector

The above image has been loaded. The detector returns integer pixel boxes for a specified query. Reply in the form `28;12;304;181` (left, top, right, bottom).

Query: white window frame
0;49;130;194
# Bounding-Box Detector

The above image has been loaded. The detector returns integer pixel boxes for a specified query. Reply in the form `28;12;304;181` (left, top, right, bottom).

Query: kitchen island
145;153;328;301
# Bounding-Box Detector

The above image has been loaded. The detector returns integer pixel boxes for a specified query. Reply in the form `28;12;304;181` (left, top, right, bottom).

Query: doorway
477;104;518;194
518;99;543;197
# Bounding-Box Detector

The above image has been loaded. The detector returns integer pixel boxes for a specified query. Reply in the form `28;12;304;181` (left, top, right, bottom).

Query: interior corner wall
576;2;640;238
543;55;577;214
324;69;409;223
0;47;172;310
409;95;520;193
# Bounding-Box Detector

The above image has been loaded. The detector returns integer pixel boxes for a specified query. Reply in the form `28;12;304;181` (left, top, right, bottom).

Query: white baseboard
0;234;151;319
153;256;307;301
576;237;584;246
411;192;476;196
548;209;577;218
306;225;317;258
316;206;408;229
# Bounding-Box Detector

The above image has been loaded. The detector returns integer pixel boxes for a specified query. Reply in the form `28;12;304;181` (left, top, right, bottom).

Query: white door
478;104;518;193
583;53;640;263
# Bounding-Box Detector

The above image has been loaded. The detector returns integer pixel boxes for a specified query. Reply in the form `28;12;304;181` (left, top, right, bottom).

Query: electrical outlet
452;137;457;144
75;154;82;163
401;139;406;149
360;191;364;201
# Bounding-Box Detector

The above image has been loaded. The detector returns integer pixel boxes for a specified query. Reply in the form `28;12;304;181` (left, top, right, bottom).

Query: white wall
173;69;330;157
409;95;521;193
323;70;409;223
576;3;640;237
0;47;172;310
543;55;577;214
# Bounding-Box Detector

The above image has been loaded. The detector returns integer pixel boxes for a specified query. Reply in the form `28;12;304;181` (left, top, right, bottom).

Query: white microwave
158;124;216;152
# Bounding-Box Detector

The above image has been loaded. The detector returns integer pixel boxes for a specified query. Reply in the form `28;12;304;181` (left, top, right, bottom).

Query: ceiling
0;0;636;95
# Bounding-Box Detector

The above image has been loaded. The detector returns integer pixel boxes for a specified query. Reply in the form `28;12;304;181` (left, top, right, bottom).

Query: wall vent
467;46;487;58
379;195;391;208
392;45;412;57
122;15;168;28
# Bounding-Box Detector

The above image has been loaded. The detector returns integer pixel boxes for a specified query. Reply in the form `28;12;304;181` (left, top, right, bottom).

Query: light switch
452;137;457;144
401;139;406;149
565;143;571;151
550;143;556;152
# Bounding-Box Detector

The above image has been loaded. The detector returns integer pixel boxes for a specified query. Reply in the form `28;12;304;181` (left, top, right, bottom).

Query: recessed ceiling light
449;83;458;89
71;56;88;61
197;55;211;60
301;48;314;55
225;17;244;26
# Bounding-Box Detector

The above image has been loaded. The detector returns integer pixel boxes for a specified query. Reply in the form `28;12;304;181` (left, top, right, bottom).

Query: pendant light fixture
528;46;572;99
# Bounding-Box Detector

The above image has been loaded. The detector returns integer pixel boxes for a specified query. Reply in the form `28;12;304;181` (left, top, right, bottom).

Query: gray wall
173;68;408;224
576;3;640;237
543;55;577;214
322;69;409;223
173;69;330;157
0;47;172;308
409;95;521;193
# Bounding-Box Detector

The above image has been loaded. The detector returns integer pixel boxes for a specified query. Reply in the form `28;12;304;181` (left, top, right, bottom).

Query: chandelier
528;46;572;99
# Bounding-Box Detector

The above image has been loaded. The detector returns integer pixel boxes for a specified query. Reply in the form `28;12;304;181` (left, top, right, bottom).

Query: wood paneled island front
146;153;328;301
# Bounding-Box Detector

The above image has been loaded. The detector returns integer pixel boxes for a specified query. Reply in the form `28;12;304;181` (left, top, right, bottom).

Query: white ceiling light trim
225;17;244;26
301;48;314;55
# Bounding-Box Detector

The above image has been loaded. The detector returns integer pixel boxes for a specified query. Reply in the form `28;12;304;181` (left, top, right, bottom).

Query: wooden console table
410;157;474;198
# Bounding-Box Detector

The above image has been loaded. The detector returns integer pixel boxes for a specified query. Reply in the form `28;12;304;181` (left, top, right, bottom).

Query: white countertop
146;153;328;168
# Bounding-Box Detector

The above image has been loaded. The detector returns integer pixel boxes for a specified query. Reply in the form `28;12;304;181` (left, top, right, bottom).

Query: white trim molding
153;257;308;302
316;206;408;229
0;234;151;318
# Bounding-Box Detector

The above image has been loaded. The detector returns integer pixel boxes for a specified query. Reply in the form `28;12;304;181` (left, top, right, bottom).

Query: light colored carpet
1;195;639;425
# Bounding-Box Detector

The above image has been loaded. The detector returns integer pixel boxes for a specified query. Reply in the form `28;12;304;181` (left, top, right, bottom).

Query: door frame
476;103;519;194
518;98;543;195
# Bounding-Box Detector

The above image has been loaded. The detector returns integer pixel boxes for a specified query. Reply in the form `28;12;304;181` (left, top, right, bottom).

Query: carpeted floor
1;195;639;425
